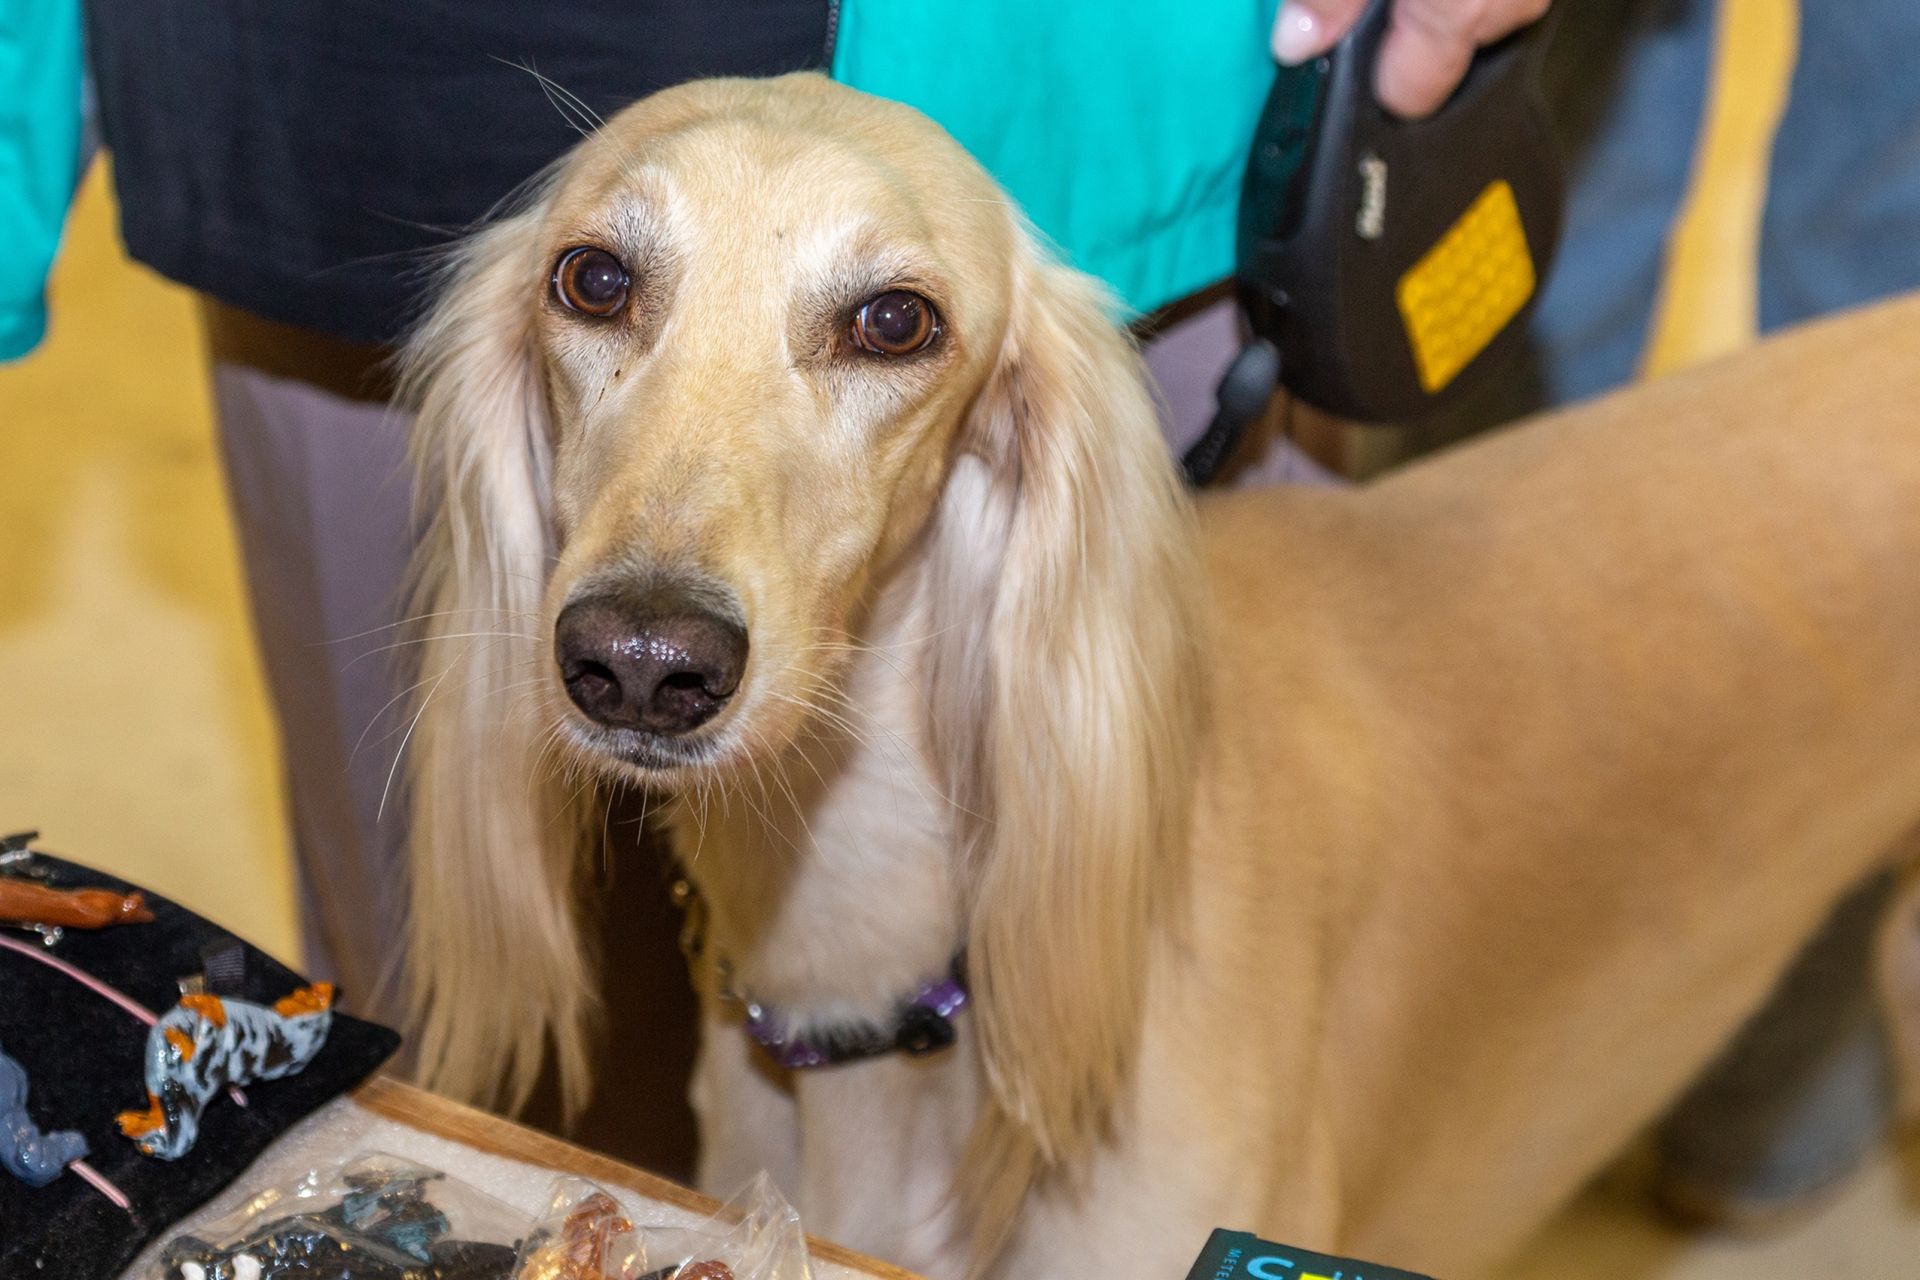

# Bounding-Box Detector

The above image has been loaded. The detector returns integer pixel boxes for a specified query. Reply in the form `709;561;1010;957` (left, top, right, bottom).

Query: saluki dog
401;73;1920;1279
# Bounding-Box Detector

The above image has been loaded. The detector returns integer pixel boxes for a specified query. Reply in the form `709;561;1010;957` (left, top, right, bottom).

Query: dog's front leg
690;993;976;1278
690;985;802;1199
791;1047;983;1279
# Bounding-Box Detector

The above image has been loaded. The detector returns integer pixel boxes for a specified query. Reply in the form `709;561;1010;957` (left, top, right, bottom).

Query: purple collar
742;967;969;1071
671;876;969;1070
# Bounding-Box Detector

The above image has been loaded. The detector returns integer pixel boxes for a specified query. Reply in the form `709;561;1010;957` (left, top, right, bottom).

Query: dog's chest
673;646;961;1024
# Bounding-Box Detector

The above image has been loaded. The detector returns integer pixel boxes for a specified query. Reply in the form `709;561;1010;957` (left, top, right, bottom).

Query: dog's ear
928;235;1205;1210
399;199;599;1114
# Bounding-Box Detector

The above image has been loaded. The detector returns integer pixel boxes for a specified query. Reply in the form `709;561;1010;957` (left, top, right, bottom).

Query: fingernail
1273;8;1325;65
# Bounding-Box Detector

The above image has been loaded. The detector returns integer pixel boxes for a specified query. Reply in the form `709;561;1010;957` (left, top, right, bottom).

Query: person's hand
1271;0;1551;119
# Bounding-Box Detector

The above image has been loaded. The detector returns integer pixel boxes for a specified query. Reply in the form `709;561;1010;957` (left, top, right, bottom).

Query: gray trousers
205;305;416;1028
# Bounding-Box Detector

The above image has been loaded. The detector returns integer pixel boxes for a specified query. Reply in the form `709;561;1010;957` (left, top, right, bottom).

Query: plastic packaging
513;1173;811;1280
148;1153;814;1280
150;1153;528;1279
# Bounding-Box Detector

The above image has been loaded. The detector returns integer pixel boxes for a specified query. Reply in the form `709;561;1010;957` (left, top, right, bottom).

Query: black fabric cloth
84;1;832;346
0;850;400;1280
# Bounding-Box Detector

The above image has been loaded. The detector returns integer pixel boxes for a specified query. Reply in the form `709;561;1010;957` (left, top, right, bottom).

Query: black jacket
86;1;831;345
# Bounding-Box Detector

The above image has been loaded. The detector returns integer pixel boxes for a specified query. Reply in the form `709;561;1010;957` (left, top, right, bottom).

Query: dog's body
402;75;1920;1279
687;301;1920;1279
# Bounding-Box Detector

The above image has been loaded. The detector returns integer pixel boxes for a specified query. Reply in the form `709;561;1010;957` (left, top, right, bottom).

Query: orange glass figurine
0;879;153;929
517;1192;635;1280
518;1190;741;1280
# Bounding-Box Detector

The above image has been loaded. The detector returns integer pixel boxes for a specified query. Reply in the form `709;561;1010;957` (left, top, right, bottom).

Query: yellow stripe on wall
1640;0;1799;377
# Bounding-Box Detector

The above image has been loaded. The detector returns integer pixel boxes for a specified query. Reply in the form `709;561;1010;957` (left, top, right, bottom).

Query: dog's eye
850;290;938;356
553;247;631;317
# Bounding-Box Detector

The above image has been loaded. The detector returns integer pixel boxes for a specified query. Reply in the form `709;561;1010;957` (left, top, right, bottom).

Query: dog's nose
554;597;748;736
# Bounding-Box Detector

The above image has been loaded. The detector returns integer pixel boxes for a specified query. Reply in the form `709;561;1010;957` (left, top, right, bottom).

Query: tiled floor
4;2;1916;1272
1502;1142;1920;1279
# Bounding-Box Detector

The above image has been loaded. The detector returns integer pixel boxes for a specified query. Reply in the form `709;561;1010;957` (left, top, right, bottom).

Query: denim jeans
1416;0;1920;436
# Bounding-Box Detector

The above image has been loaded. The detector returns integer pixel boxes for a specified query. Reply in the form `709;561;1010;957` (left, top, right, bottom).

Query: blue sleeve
0;0;86;362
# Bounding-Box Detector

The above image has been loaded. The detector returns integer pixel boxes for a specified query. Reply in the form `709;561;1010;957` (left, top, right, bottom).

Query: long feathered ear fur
926;233;1206;1255
398;197;599;1115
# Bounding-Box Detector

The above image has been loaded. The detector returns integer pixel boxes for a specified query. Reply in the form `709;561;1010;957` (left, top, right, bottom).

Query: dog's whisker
528;723;571;795
803;676;978;820
743;720;820;862
342;629;538;670
791;617;967;652
766;691;884;765
378;662;455;825
787;636;946;716
560;764;601;838
800;680;944;823
496;57;600;141
496;59;664;206
319;605;543;648
732;753;807;863
406;645;545;735
348;668;465;765
537;70;608;132
598;785;618;883
679;773;713;868
762;683;936;832
760;703;840;809
784;675;925;779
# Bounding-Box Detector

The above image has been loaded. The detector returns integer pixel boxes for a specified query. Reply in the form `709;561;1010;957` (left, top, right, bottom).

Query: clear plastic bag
513;1172;811;1280
146;1152;813;1280
149;1153;528;1280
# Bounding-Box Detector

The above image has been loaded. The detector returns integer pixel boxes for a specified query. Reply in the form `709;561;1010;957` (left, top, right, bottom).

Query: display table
117;1076;922;1279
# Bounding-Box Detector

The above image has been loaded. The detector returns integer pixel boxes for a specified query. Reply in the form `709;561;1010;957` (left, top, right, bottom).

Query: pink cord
0;932;248;1106
67;1157;133;1214
0;934;156;1024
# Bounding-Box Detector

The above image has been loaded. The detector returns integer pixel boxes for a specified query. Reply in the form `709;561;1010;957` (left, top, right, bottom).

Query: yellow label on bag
1395;179;1536;394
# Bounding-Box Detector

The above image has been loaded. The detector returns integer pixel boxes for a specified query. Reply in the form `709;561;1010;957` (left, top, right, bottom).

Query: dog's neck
666;551;962;1030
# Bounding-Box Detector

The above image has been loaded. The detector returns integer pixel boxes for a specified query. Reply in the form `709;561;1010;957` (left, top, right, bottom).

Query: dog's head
492;78;1023;776
403;74;1202;1205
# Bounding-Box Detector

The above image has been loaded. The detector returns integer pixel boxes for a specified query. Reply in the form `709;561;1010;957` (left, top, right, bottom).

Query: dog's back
1183;292;1920;1272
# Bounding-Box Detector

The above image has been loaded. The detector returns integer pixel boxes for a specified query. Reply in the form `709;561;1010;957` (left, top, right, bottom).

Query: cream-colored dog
400;74;1920;1279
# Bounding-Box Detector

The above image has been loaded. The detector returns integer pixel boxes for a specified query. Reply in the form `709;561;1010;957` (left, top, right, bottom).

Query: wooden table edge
353;1076;924;1279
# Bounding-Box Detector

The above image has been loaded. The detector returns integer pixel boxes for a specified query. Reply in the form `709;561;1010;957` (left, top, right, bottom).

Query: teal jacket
0;0;84;360
835;1;1281;315
1;1;1276;358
